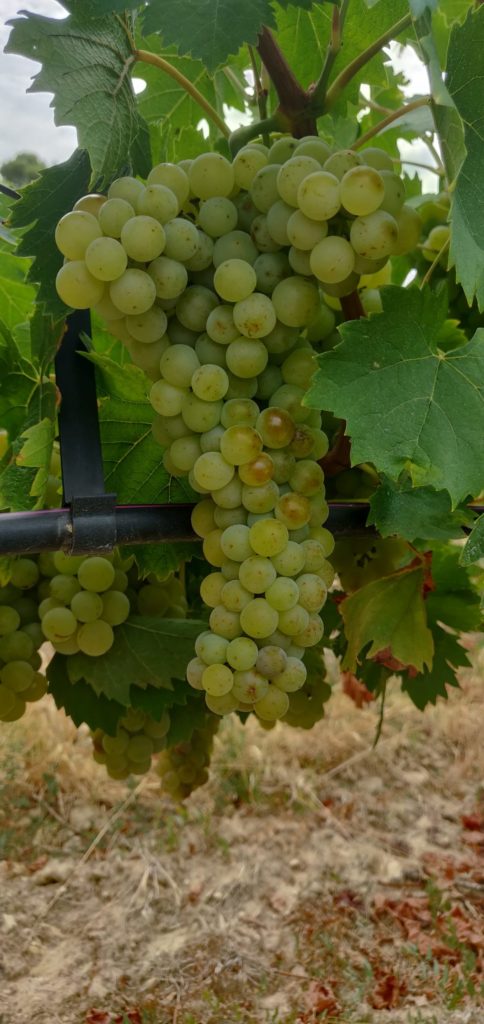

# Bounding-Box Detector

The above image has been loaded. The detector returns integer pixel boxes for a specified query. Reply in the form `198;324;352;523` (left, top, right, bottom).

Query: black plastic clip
55;309;117;555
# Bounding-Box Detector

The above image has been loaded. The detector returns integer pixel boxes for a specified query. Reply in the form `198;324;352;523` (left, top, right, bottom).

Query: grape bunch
37;551;132;656
157;712;219;800
91;706;171;780
53;137;418;725
0;558;47;723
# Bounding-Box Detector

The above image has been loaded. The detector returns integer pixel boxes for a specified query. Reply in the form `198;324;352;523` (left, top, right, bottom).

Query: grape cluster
157;714;219;800
37;551;132;656
91;706;171;780
0;558;47;722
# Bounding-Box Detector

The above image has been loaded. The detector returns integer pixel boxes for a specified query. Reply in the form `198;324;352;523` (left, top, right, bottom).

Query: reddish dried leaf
305;980;341;1017
370;972;407;1009
462;813;484;831
342;671;375;708
85;1012;111;1024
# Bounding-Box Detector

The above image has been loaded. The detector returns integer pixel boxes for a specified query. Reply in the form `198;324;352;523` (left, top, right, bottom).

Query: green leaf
8;150;92;317
14;418;55;504
131;679;193;722
135;35;220;141
446;6;484;309
143;0;276;72
461;514;484;566
88;352;196;503
48;654;124;735
305;287;484;506
165;694;209;746
30;307;65;374
275;0;410;102
0;246;36;331
61;1;140;14
401;618;467;709
5;12;150;189
125;542;200;582
0;557;13;586
67;616;206;704
368;477;473;542
413;13;465;187
341;566;434;673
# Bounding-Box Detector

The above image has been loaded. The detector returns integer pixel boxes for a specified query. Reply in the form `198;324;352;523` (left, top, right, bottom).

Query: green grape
168;318;198;347
211;475;243;510
266;449;296;485
212;229;258;267
226;338;268;378
219;425;262;466
250;214;281;253
220;579;252;612
242;480;279;514
231;669;268;703
55;210;102;260
256;407;295;448
209;605;241;640
160;344;201;387
41;607;77;643
74;193;106;216
128;735;155;762
148;256;188;300
56;261;105;309
288;460;324;497
271;276;320;327
225;372;258;400
49;574;81;604
78;557;115;593
265;575;299;611
186;657;206;689
266;200;293;245
220;524;252;562
239;556;277;593
77;619;114;656
200;425;225;453
0;660;34;692
98;197;135;237
276;156;321;206
137;183;179;222
250;164;281;213
214;506;247;529
233;147;268;188
339;165;385;216
120;215;165;262
221;398;259;429
0;606;21;635
271;541;306;577
101;590;130;626
85;237;127;282
309;526;335;555
71;590;103;623
269;384;308;424
254;683;289;721
272;657;307;692
202;529;226;567
9;558;38;589
126;306;167;343
202;662;233;696
281;349;315;390
301;539;329;572
293;138;331;163
358;147;393;172
238;453;274;487
206;304;239;344
198;197;238;237
214;259;257;303
221;559;240;580
185;230;215;272
310;236;355;284
297;171;341;221
189;153;234;199
136;584;169;616
109;269;156;315
255;645;287;677
22;671;48;702
379;170;406;216
196;333;228;368
240;598;279;639
349;210;399;260
193;452;234;491
128;336;170;379
392;205;422;255
268;137;299;162
323;149;361;179
191;365;229;402
103;730;129;756
256;364;283;400
278;603;309;636
226;635;258;670
306;302;336;343
13;597;38;625
108;175;145;206
294;612;324;648
176;285;218;332
0;691;26;722
249;518;288;557
297;573;328;612
286;209;328;250
163;218;199;261
205;690;239;715
170;435;202;473
253;252;291;294
150;380;188;417
182;394;223;433
288;247;312;276
147;163;190;205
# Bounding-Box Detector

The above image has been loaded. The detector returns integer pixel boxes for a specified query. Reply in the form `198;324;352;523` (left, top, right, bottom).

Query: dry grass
0;642;482;1024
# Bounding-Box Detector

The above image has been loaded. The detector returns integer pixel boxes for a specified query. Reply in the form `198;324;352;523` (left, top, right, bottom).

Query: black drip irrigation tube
0;182;480;557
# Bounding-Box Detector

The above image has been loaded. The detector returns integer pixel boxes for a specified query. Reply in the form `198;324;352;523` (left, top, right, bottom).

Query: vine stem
229;112;285;155
419;237;450;289
248;45;268;123
324;13;413;111
353;96;430;149
256;25;315;135
310;0;351;110
134;49;230;138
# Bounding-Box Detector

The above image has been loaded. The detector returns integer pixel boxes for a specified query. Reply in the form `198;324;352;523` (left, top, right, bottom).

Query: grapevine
0;0;482;802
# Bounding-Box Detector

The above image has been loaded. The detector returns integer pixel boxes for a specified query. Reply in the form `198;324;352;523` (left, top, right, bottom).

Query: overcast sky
1;0;76;167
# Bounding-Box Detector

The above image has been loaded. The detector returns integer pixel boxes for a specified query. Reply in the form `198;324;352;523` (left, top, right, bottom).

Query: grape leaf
143;0;276;71
305;287;484;507
60;1;141;14
66;616;206;704
165;695;210;746
414;11;465;187
135;35;220;138
0;412;56;513
8;150;92;318
368;476;474;542
30;308;65;375
341;565;434;673
0;247;36;331
15;418;56;504
446;6;484;309
461;514;484;566
131;680;193;721
48;653;124;735
125;542;200;582
5;12;150;189
401;607;468;710
0;330;37;442
87;353;196;504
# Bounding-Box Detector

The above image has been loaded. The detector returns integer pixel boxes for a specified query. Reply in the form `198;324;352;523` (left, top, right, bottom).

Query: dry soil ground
0;644;483;1024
